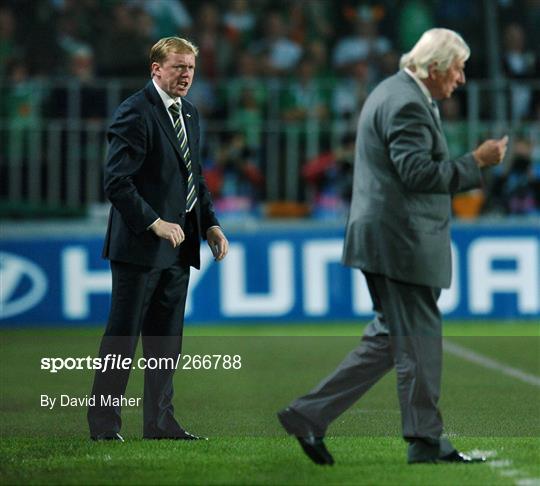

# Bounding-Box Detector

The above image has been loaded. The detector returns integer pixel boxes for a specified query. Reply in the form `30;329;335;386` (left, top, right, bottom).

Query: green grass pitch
1;320;539;485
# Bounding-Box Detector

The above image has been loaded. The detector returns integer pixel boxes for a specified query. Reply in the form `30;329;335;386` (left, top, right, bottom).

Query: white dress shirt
404;67;440;120
404;67;432;103
152;78;189;139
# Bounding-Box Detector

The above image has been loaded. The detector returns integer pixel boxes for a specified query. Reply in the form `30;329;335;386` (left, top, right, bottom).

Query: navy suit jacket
102;81;219;269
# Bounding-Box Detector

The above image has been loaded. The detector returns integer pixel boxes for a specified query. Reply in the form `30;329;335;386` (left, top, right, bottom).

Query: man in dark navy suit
88;37;228;441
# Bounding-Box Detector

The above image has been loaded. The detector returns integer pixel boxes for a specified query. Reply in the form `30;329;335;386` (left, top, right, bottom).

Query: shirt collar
152;78;182;110
404;67;432;103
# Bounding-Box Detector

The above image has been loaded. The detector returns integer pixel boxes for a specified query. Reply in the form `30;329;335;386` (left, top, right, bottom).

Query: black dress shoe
144;430;207;440
91;432;124;442
438;450;486;463
277;407;334;466
169;430;208;441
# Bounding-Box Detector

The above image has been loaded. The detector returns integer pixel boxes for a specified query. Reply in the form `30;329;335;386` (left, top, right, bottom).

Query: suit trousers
87;218;196;438
290;271;454;461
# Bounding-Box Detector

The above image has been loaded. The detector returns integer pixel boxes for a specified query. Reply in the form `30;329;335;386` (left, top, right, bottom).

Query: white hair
399;28;470;79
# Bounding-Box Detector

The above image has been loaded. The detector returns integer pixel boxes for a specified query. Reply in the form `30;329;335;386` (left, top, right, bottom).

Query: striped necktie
431;100;441;122
169;102;197;212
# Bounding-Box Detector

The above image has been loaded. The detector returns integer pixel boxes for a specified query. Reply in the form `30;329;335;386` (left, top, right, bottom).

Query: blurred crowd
1;0;540;219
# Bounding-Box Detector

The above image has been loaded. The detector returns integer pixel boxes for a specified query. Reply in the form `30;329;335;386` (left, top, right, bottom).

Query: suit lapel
145;82;188;171
151;103;185;163
181;103;196;161
429;101;444;132
398;71;450;159
399;71;442;131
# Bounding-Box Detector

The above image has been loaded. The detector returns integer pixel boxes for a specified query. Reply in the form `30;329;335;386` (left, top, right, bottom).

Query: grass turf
1;321;539;485
2;437;539;485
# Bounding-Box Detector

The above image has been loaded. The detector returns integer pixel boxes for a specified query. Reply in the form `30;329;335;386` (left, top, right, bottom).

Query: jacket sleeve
386;101;482;194
103;103;159;234
191;106;220;237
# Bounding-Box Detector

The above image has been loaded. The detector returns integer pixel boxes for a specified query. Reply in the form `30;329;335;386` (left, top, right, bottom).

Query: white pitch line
489;459;514;469
515;479;540;486
469;449;498;459
443;340;540;387
500;469;523;477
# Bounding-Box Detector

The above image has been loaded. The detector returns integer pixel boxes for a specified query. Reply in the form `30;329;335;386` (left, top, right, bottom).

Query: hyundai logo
0;252;48;319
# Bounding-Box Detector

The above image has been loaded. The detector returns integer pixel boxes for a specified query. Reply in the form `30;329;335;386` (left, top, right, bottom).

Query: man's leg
141;261;190;438
289;271;394;436
88;261;160;438
368;274;454;462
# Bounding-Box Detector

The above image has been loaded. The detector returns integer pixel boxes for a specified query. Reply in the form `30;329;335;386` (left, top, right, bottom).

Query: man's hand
207;227;228;261
473;135;509;168
150;219;185;248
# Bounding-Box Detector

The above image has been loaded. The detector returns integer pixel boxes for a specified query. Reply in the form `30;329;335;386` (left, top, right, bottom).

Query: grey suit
290;71;482;462
343;70;480;288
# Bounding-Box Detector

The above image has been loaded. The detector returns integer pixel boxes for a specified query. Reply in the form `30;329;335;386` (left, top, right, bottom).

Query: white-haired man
278;29;507;465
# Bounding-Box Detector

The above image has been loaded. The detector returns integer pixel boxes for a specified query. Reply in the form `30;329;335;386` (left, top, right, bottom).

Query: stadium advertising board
1;225;539;325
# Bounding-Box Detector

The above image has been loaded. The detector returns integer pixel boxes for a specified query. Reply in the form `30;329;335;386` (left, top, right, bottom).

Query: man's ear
427;62;439;79
151;62;161;78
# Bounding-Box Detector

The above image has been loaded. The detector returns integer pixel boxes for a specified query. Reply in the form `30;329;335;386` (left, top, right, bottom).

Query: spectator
223;0;257;48
186;74;218;126
305;39;334;110
522;0;540;54
378;49;400;80
445;98;485;219
332;59;372;125
282;56;329;122
95;3;152;77
229;86;264;149
489;138;540;215
0;6;19;78
142;0;193;38
55;14;86;58
251;11;303;77
301;0;335;43
45;46;106;121
2;59;42;175
306;39;332;78
42;45;107;208
441;97;468;156
193;2;232;78
50;0;110;60
8;4;64;77
3;59;41;129
288;0;310;46
222;51;267;117
332;12;392;74
397;0;434;52
502;22;539;120
204;132;264;216
534;94;540;121
302;132;356;218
